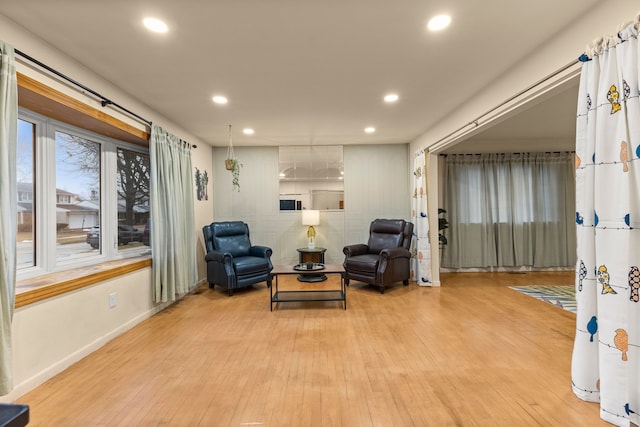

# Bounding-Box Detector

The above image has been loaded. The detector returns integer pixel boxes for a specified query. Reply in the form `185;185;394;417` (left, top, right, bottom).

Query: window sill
15;256;152;308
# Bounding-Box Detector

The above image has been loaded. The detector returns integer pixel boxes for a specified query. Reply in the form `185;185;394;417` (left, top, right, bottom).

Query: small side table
297;247;327;282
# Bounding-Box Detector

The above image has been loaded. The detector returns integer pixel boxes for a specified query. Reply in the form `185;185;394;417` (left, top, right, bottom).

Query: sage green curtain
0;41;18;396
149;124;197;302
442;152;576;268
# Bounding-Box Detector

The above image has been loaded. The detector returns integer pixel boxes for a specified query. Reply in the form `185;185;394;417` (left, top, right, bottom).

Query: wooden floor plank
15;271;608;426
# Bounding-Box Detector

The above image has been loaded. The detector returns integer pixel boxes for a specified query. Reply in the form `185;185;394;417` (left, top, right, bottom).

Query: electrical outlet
108;292;117;309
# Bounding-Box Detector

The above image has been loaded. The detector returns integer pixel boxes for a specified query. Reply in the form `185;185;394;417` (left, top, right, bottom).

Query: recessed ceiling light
243;128;255;135
384;93;399;103
427;15;451;32
212;95;228;105
364;127;376;134
143;17;168;33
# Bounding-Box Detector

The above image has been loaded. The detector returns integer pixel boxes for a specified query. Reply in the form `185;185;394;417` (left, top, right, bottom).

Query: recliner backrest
401;221;413;250
367;219;408;254
207;221;252;257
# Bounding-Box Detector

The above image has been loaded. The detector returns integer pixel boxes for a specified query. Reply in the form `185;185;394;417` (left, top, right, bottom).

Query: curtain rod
440;151;575;156
429;58;581;151
15;49;152;127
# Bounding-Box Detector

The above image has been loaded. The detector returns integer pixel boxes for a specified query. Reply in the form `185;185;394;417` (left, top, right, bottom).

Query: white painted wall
7;268;169;401
192;144;214;283
343;144;411;246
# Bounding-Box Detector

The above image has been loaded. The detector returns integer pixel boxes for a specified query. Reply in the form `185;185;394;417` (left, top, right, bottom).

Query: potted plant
225;125;241;191
438;208;448;247
227;158;241;191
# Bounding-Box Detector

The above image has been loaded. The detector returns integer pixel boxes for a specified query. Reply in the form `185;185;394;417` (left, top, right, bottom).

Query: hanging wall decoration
194;167;209;201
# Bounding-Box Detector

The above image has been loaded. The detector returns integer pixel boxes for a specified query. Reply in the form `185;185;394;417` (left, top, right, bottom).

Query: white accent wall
212;144;411;266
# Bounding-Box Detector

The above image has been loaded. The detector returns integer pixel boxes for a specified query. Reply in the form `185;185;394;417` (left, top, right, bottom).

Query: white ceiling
443;77;580;154
0;0;597;147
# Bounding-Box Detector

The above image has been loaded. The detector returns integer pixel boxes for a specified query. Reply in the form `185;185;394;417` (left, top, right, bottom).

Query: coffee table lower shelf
270;264;346;311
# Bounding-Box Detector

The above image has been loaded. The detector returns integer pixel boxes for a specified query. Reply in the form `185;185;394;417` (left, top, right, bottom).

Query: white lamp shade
302;209;320;226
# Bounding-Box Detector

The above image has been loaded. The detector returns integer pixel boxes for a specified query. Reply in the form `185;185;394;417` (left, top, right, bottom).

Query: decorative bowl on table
293;263;325;271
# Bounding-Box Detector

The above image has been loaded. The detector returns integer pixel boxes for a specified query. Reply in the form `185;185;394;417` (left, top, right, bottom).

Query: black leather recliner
203;221;273;296
343;219;414;294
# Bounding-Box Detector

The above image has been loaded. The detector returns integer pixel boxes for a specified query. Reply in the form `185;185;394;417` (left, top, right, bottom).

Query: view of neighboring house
17;181;100;231
16;182;33;232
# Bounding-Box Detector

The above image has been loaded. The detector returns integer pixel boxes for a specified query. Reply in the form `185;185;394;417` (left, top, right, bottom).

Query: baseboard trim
418;280;441;287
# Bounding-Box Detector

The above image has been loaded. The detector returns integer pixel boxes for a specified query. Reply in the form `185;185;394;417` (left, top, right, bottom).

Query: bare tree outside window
55;131;101;261
117;148;150;224
117;148;150;252
56;132;100;200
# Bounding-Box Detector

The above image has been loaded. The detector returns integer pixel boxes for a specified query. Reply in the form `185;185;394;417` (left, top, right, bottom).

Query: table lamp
302;209;320;249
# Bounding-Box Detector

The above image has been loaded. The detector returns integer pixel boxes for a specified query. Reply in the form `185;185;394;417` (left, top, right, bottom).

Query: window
17;109;150;279
16;119;35;269
116;148;150;253
447;154;566;225
442;152;576;268
55;131;101;262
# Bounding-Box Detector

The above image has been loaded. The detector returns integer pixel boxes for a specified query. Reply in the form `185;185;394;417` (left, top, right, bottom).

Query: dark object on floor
0;403;29;427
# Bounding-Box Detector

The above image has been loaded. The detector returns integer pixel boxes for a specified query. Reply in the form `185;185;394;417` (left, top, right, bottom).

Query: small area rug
509;285;576;314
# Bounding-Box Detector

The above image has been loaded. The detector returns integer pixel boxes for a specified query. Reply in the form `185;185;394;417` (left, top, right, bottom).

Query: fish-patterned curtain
411;151;431;285
572;13;640;427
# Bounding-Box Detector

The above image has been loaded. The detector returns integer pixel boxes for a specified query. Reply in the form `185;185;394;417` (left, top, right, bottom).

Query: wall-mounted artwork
195;167;209;201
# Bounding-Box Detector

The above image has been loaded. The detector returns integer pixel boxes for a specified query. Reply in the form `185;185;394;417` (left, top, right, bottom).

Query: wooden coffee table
270;264;346;311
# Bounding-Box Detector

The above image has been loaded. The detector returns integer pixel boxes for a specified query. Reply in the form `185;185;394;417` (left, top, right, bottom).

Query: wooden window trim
15;257;152;308
17;72;150;147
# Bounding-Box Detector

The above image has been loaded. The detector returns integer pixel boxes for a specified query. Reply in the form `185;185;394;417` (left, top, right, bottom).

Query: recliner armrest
343;244;369;257
205;250;233;263
379;247;411;260
249;245;273;259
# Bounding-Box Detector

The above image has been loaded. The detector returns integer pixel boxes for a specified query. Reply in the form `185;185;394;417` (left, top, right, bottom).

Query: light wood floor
16;271;607;426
